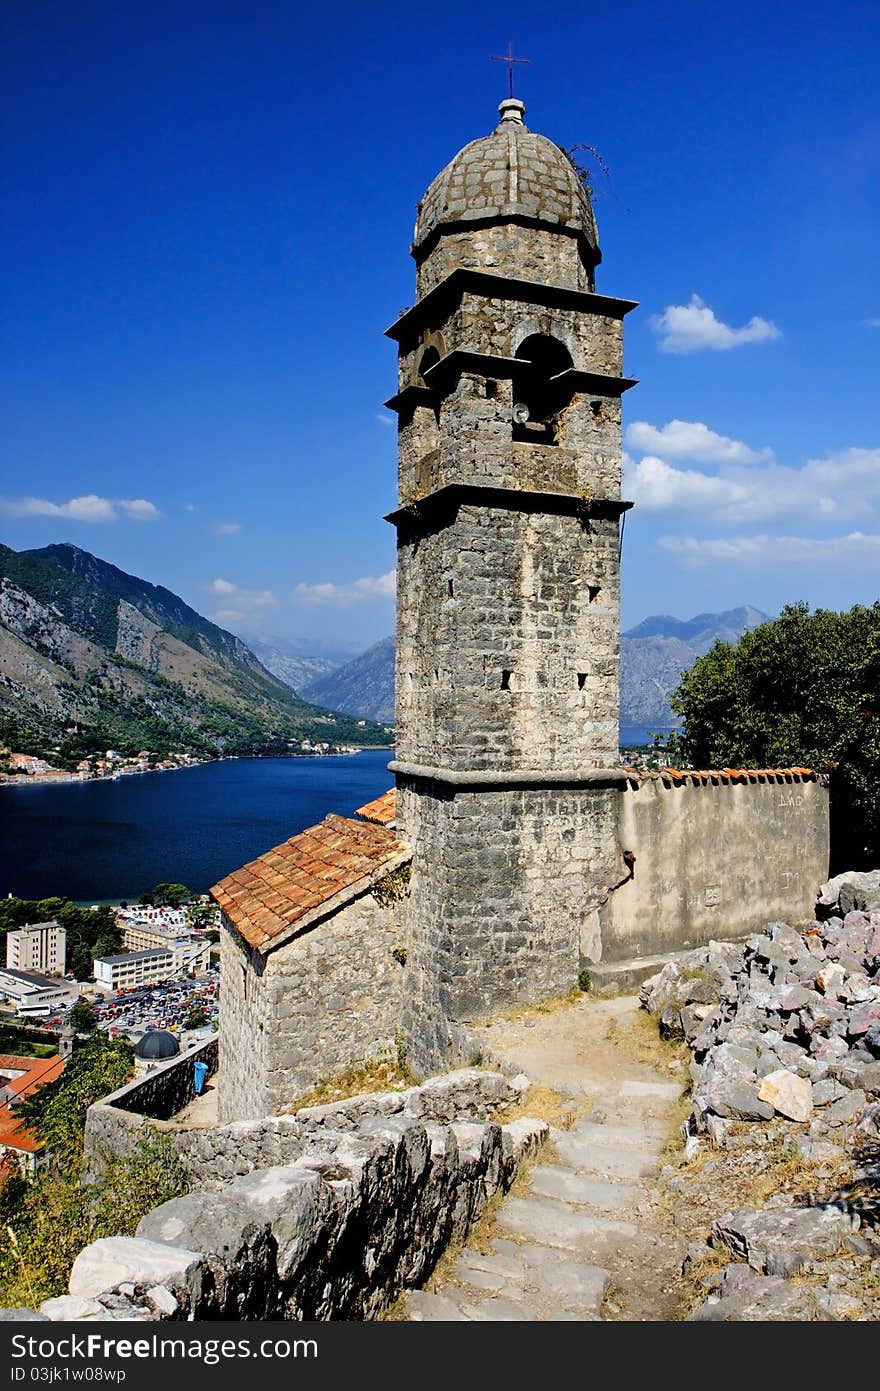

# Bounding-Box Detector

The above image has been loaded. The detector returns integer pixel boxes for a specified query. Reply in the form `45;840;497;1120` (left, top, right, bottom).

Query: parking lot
47;967;220;1045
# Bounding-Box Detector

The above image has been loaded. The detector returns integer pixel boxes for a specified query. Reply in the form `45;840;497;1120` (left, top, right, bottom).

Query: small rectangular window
501;670;512;691
577;673;587;690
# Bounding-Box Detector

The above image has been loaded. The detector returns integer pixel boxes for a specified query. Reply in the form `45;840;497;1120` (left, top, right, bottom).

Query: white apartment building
93;948;175;991
93;940;210;992
6;922;66;975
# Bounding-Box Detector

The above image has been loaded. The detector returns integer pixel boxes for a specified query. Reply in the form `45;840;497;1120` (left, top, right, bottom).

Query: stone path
403;996;685;1321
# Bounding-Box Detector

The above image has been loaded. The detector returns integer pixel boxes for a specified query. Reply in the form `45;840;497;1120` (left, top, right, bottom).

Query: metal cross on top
490;42;531;100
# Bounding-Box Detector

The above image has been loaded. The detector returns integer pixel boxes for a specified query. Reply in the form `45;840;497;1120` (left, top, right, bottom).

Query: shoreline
0;744;395;792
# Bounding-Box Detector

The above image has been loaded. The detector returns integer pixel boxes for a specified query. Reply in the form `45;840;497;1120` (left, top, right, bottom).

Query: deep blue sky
2;0;878;650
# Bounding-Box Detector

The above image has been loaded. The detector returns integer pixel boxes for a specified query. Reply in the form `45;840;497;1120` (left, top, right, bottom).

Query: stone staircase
402;997;684;1321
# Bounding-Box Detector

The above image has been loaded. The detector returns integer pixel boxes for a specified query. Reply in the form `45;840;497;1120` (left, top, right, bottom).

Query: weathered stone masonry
386;98;636;1073
601;769;830;961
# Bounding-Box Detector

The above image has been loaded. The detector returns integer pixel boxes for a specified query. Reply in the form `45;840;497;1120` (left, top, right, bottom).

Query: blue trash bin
193;1059;209;1095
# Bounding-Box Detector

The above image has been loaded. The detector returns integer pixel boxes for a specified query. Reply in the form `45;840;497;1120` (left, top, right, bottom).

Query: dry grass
746;1133;817;1206
475;987;584;1029
606;1009;687;1070
494;1082;587;1131
282;1057;415;1112
677;1246;734;1317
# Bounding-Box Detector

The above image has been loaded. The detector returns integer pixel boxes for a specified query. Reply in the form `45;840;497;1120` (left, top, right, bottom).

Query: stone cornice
385;482;634;529
390;761;630;789
386;268;638;345
384;355;637;412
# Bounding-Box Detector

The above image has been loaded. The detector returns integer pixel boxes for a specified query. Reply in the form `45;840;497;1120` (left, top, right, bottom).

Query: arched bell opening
512;334;574;445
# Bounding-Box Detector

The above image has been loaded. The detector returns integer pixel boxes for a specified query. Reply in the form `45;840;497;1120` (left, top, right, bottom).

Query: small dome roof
134;1029;180;1061
414;100;598;256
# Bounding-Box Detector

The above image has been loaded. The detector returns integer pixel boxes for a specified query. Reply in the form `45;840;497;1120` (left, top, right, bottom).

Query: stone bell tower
385;99;637;1072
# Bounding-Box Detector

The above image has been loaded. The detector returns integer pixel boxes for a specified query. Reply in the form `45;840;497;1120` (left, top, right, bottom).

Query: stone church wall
219;889;409;1124
398;778;621;1075
599;774;830;962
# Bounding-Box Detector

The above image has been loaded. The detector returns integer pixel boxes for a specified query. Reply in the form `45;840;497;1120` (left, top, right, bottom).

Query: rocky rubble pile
642;870;880;1142
641;869;880;1320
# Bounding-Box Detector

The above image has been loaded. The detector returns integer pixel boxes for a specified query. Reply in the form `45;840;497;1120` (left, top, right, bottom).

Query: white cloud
209;577;276;615
659;532;880;568
625;446;880;526
292;570;396;606
624;419;772;465
866;318;880;329
626;455;747;513
375;412;395;428
0;494;161;522
118;498;161;521
214;521;241;536
649;294;782;354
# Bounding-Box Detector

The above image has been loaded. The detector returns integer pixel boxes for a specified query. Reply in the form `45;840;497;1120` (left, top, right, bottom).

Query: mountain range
255;605;770;728
0;543;390;768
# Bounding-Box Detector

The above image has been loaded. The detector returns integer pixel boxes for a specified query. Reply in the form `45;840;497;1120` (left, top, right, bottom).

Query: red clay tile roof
621;766;817;786
355;788;396;826
211;814;407;952
0;1054;65;1157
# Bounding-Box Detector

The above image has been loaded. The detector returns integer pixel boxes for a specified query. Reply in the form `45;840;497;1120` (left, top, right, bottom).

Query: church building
213;100;829;1122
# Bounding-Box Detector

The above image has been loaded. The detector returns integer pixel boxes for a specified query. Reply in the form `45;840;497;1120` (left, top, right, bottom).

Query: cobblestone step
401;996;683;1322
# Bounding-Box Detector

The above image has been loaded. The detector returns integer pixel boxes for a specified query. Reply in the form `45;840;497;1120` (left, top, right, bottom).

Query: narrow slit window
577;673;587;690
501;670;512;691
447;578;454;597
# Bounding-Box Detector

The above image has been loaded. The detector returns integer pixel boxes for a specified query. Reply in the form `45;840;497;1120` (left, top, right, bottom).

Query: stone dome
413;100;598;257
134;1029;180;1061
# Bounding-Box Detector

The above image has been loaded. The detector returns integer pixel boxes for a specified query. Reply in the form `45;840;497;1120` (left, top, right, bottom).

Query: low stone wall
17;1074;546;1322
597;772;830;963
83;1039;218;1179
85;1066;521;1188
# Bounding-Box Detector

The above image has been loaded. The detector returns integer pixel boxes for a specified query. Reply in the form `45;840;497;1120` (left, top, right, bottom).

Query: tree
152;883;190;908
66;1000;96;1033
670;602;880;869
184;902;217;931
183;1003;208;1030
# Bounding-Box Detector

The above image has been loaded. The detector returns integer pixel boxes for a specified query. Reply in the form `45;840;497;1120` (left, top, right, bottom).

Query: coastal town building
212;98;831;1120
0;1052;66;1174
5;921;66;975
120;918;190;954
0;967;78;1019
93;940;210;992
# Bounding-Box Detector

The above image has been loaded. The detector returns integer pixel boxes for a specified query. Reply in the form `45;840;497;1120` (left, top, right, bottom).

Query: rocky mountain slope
290;608;768;728
247;636;344;694
0;543;388;766
300;636;395;724
621;606;768;727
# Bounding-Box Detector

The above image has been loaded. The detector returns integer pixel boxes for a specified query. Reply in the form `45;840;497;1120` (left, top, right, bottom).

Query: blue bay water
0;750;395;902
0;733;677;903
